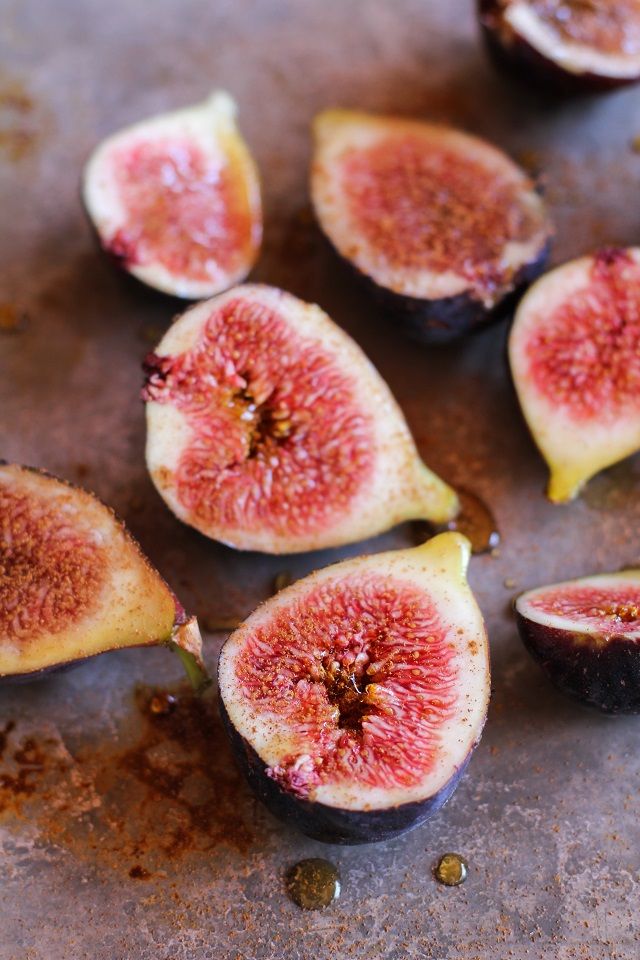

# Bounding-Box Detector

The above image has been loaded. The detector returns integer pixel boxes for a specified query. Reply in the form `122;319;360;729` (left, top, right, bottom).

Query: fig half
509;248;640;503
0;463;207;687
219;532;490;844
516;570;640;714
83;91;262;299
311;109;551;343
143;283;458;553
479;0;640;92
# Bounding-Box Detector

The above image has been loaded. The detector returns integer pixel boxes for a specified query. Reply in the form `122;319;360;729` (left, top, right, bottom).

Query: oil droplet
434;852;468;886
286;858;341;910
447;489;499;555
273;571;292;593
148;692;178;716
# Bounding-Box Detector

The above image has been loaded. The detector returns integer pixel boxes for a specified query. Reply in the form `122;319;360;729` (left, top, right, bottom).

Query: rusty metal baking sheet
1;1;640;957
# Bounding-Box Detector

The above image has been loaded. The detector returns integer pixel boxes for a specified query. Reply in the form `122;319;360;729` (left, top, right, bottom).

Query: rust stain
0;79;38;162
0;688;255;880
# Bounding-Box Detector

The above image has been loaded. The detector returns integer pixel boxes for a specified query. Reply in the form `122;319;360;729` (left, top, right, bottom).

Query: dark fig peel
311;109;551;343
516;571;640;714
219;533;490;844
0;463;207;687
479;0;640;93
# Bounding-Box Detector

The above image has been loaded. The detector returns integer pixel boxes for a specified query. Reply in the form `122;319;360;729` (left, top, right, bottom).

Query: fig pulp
218;532;490;844
479;0;640;92
143;283;458;553
83;91;261;299
516;570;640;714
311;109;551;343
0;463;207;687
509;248;640;503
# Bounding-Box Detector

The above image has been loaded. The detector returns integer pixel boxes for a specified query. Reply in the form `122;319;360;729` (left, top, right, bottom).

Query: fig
509;248;640;503
82;91;261;299
218;532;490;844
515;570;640;714
0;463;207;687
143;283;458;553
479;1;640;93
311;109;551;343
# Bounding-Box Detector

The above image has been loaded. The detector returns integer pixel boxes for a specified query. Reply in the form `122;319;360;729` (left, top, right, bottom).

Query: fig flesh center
144;296;374;539
528;0;640;55
107;138;255;283
0;487;106;643
341;134;538;301
529;584;640;637
235;573;458;798
525;250;640;421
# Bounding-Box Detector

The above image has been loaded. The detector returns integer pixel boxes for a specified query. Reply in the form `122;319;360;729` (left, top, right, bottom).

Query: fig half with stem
311;109;551;343
143;283;458;553
515;570;640;714
509;248;640;503
0;463;207;688
219;532;490;844
83;90;262;299
479;0;640;93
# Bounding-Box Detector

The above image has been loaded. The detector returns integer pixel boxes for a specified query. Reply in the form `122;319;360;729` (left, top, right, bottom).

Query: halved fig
218;532;490;844
82;91;261;299
516;570;640;714
143;283;458;554
509;248;640;503
311;109;551;343
479;0;640;92
0;463;207;687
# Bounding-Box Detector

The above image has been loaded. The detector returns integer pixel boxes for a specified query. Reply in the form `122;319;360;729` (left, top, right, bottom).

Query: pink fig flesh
479;0;640;92
144;284;457;553
509;248;640;502
516;571;640;714
219;533;490;843
0;463;207;686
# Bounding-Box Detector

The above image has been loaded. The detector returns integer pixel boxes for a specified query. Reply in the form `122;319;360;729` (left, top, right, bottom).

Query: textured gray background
1;1;639;957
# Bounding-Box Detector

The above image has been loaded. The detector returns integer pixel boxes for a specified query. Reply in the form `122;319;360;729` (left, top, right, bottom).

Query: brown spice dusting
0;486;107;644
0;687;254;877
286;858;341;910
0;79;38;161
0;304;28;333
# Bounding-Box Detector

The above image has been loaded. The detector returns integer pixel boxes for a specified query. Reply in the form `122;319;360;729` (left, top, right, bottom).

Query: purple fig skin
515;611;640;715
325;232;550;345
220;699;473;844
478;0;640;95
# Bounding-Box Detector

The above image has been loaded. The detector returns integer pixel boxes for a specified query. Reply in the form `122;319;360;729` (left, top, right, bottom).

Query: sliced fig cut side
516;570;640;714
0;463;208;687
218;532;490;844
311;109;551;343
143;283;458;554
509;248;640;503
82;90;262;299
479;0;640;92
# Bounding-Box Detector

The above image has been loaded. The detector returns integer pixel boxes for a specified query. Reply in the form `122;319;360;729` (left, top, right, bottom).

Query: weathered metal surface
1;1;639;957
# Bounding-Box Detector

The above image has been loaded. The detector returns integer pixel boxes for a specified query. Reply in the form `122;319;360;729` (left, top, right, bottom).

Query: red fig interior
0;463;205;681
144;283;457;553
509;248;640;502
485;0;640;81
219;533;489;812
516;572;640;641
312;109;550;309
83;91;262;299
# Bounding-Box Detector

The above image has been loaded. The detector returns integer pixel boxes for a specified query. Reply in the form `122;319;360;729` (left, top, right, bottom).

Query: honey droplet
434;852;468;886
447;489;499;555
148;692;178;716
286;858;341;910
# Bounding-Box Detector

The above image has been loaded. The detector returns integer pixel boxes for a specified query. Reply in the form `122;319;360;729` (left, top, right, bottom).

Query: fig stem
170;643;211;694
